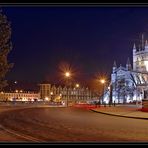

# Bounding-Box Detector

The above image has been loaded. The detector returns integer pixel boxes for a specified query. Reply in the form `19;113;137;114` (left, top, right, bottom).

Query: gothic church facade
103;35;148;104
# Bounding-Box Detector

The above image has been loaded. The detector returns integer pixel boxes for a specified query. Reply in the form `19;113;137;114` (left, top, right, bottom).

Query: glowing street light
65;71;71;107
100;79;106;84
45;97;49;101
76;83;79;88
65;72;70;78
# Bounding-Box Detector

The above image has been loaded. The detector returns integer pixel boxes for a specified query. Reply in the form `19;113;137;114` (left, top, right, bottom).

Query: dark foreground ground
0;106;148;143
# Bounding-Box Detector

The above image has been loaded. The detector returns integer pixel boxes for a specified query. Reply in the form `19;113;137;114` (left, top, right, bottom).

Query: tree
0;9;13;91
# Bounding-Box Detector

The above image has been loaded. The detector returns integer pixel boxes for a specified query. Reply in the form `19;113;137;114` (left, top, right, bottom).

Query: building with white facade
103;35;148;104
0;90;40;102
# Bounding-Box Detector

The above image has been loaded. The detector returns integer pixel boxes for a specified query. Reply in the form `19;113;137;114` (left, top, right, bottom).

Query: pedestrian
113;100;115;106
104;102;106;107
98;100;101;107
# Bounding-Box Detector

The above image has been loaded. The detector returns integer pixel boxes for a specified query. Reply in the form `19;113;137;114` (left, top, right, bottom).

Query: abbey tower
133;34;148;72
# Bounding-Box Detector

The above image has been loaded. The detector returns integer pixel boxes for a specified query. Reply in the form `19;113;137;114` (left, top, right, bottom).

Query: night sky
3;6;148;85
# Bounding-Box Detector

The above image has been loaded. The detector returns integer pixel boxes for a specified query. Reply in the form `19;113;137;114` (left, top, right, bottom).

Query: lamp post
100;79;106;105
65;72;71;107
75;83;79;103
50;92;53;102
108;84;113;106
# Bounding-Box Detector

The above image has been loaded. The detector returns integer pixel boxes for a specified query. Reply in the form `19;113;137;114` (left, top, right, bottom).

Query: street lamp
100;79;106;104
75;83;80;103
65;72;70;77
100;79;106;85
50;92;53;102
65;71;71;107
75;83;79;88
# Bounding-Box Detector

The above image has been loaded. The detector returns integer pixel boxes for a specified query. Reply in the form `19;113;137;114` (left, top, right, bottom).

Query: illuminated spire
126;57;132;70
112;61;117;73
133;43;136;49
113;61;117;68
133;43;136;52
127;57;130;65
142;33;144;50
145;40;148;50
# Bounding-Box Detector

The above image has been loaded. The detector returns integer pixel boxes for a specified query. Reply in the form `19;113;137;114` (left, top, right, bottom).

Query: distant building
39;83;51;101
0;82;98;103
103;34;148;104
39;83;97;103
0;90;40;101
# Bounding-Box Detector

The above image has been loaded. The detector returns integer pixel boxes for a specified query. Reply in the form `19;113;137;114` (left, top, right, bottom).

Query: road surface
0;106;148;142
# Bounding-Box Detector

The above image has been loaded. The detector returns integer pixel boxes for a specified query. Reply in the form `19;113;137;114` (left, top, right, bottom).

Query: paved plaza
91;104;148;120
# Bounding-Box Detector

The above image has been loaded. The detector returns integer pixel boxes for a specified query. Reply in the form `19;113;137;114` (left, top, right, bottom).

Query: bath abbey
103;35;148;104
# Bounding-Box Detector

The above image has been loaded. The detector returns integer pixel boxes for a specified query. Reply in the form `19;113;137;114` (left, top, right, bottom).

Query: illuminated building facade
39;84;97;103
39;83;51;101
103;35;148;104
0;91;40;101
0;83;97;103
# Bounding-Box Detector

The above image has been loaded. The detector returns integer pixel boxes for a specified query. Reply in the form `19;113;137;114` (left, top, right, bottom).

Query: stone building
0;90;40;101
103;34;148;104
39;83;97;103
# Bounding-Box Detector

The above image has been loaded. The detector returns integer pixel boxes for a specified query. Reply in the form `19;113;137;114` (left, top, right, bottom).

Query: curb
90;109;148;120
